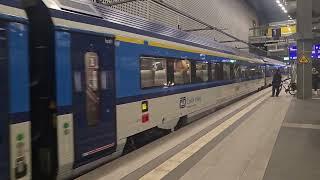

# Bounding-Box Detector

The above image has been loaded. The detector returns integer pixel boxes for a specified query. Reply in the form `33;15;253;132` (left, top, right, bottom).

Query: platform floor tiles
78;89;320;180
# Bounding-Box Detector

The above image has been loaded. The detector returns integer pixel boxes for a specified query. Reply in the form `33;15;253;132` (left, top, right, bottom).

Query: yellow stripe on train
115;35;253;62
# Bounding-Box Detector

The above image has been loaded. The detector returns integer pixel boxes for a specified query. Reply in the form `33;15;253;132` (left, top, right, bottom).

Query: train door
71;33;116;167
0;21;31;180
0;20;10;180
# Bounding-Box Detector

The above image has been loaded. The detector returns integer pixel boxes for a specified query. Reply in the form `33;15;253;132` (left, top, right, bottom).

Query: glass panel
84;52;100;126
174;59;191;85
211;63;217;81
223;63;231;80
233;64;241;81
140;57;167;88
195;62;208;82
240;65;248;79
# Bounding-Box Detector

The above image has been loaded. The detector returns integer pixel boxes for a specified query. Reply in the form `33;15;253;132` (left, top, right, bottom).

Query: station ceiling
245;0;289;24
245;0;320;25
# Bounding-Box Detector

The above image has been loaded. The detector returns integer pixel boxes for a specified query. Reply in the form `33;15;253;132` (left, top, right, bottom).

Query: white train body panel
117;78;265;141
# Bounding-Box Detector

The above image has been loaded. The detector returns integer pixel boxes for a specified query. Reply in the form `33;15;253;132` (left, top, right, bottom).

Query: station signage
289;44;320;60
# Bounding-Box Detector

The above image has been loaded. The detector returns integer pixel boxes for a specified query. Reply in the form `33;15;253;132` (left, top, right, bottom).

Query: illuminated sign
289;44;320;60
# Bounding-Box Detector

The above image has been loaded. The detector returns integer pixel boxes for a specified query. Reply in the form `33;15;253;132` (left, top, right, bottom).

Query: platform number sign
180;97;186;109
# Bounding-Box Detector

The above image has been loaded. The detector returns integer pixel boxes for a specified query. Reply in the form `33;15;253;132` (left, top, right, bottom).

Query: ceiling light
276;0;280;4
283;9;288;13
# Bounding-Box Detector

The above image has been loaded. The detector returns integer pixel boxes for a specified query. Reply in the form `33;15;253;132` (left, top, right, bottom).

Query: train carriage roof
39;0;283;65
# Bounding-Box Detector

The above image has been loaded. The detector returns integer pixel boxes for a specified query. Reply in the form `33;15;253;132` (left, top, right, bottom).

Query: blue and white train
0;0;285;179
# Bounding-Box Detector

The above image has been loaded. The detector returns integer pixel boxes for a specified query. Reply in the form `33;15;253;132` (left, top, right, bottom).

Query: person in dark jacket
272;69;282;97
312;68;319;95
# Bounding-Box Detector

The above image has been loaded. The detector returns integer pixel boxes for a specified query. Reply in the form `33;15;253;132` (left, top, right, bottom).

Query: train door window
140;57;167;88
174;59;191;85
195;61;209;83
223;63;231;80
84;52;100;126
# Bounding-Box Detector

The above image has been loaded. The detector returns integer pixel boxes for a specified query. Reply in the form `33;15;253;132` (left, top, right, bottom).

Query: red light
142;114;149;123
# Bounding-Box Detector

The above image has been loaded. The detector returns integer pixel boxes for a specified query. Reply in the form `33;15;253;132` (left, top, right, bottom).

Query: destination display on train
289;44;320;60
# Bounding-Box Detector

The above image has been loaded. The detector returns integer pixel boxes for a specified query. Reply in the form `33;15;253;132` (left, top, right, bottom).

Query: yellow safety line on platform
139;92;270;180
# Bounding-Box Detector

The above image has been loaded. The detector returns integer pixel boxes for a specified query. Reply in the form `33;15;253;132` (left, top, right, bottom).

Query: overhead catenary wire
96;0;273;56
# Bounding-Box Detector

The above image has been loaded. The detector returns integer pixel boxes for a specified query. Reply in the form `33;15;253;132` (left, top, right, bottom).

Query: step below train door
71;32;117;167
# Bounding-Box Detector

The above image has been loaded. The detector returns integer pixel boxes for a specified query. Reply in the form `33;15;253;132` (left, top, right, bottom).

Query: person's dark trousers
313;80;318;91
272;85;280;97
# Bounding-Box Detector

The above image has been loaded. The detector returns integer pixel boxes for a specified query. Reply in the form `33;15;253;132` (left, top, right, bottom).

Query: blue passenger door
71;33;116;167
0;21;9;180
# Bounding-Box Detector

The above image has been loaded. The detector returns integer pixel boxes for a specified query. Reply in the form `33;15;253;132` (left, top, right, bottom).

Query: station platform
77;88;320;180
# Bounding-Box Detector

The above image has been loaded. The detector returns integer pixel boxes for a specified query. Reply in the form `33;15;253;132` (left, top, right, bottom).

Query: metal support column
296;0;313;99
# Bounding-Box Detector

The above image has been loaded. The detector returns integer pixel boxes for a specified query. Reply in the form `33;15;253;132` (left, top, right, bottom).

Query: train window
84;52;100;126
232;64;241;81
195;62;209;83
174;59;191;85
240;65;248;79
223;63;231;80
211;63;217;81
140;57;167;88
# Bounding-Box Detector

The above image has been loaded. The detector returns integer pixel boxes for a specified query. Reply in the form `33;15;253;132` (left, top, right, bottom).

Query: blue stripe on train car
8;23;29;109
115;41;264;105
8;22;29;123
55;31;73;114
0;0;21;8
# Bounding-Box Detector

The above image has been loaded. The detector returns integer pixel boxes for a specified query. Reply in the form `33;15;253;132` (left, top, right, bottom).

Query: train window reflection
223;63;231;80
195;62;208;83
174;59;191;85
140;57;167;88
84;52;100;126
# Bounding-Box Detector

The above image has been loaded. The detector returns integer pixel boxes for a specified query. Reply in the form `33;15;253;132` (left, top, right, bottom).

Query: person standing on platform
312;68;319;95
272;69;282;97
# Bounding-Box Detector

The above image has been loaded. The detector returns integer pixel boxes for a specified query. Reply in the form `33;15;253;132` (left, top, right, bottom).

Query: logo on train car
180;97;187;108
180;96;202;109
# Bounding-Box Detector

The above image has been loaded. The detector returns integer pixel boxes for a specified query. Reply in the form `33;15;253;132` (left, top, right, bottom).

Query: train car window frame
193;61;209;83
173;59;191;85
140;56;168;89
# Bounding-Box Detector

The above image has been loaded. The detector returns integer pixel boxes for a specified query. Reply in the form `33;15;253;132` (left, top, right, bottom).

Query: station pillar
296;0;313;99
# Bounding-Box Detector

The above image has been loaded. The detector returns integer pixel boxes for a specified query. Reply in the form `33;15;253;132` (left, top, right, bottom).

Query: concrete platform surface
78;89;320;180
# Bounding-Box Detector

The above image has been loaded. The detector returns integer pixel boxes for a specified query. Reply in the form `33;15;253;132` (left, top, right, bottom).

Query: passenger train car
0;0;285;179
0;1;31;180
